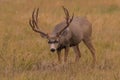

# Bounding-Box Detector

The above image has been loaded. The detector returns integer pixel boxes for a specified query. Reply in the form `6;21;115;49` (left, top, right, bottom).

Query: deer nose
50;48;55;52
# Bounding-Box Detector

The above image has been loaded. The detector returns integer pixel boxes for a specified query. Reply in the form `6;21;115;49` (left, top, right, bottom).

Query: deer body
29;7;96;64
52;17;91;50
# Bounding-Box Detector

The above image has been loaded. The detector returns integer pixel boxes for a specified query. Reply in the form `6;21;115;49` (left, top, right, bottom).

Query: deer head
29;6;74;52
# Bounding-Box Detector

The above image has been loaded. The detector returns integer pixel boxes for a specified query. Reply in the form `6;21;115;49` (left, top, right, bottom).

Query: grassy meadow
0;0;120;80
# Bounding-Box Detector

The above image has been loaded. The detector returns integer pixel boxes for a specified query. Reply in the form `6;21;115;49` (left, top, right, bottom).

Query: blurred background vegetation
0;0;120;80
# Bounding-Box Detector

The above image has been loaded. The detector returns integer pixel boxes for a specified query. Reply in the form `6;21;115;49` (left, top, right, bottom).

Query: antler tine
62;6;69;17
29;19;33;29
62;6;69;23
30;8;36;29
32;8;39;29
32;8;36;23
29;8;35;29
69;13;74;23
35;8;39;25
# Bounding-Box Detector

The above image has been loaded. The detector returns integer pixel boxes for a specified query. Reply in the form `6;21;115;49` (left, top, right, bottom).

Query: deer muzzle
50;44;56;52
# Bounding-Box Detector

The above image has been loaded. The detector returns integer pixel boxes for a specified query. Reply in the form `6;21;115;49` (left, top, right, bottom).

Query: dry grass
0;0;120;80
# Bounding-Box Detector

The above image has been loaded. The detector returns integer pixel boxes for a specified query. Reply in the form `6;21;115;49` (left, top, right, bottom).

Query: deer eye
54;40;59;43
48;40;59;44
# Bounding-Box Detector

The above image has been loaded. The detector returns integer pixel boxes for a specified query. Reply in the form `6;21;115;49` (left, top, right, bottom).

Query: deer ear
56;33;60;37
40;33;49;39
56;33;62;38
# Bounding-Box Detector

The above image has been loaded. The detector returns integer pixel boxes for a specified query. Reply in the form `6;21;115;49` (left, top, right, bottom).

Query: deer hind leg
83;38;96;65
72;45;81;62
64;47;69;62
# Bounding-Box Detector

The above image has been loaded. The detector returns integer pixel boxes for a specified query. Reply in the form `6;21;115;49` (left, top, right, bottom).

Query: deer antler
57;6;74;36
29;8;48;38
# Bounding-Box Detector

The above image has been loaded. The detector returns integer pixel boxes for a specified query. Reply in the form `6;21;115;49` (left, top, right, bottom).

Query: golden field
0;0;120;80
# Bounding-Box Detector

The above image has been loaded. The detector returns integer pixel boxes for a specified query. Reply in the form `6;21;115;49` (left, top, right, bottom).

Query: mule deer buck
29;7;96;64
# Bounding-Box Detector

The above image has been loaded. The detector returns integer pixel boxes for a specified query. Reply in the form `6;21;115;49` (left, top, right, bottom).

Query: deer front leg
57;50;61;63
72;45;81;62
64;47;69;62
